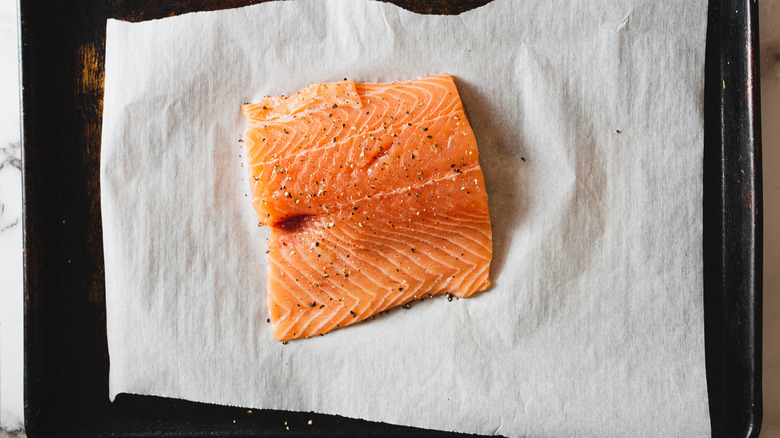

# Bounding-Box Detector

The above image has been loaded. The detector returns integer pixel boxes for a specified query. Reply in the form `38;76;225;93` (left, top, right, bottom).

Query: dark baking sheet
22;0;762;436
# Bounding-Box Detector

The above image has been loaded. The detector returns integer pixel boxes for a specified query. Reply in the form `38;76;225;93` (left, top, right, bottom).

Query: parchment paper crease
100;0;710;436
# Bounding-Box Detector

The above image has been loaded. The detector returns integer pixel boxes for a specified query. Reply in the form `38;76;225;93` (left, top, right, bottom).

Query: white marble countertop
0;0;22;435
1;2;778;437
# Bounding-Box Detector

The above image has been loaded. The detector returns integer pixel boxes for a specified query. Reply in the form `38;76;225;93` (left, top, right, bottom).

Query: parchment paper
100;0;710;436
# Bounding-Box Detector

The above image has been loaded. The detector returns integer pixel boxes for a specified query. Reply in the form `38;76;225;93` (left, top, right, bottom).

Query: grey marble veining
0;1;23;430
0;141;21;233
0;142;19;171
0;137;23;435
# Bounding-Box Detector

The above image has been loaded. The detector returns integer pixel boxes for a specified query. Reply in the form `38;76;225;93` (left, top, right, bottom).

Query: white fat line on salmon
319;233;447;308
247;108;463;166
333;221;463;281
251;74;459;126
250;164;482;221
323;224;428;285
276;232;386;306
247;91;457;132
248;99;460;161
409;219;491;258
270;253;342;303
361;84;451;115
244;80;453;126
358;224;467;275
296;165;482;214
356;74;453;98
455;262;491;294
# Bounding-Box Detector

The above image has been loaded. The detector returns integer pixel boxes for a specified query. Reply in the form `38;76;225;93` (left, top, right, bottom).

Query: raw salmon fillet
242;74;492;341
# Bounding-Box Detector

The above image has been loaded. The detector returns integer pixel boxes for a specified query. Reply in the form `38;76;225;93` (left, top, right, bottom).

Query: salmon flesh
242;74;492;341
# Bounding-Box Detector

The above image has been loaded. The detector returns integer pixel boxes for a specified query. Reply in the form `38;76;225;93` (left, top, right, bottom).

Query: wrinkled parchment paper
100;0;710;435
